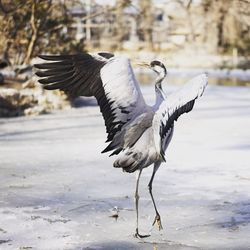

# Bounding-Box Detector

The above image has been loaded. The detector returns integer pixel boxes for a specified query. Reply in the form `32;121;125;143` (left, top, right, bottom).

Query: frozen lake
0;83;250;250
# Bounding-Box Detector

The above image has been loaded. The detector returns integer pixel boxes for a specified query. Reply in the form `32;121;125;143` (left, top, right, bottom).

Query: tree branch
23;0;39;64
0;0;25;15
81;1;130;22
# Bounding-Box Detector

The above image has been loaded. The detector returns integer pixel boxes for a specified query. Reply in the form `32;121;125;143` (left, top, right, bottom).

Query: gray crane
34;52;207;238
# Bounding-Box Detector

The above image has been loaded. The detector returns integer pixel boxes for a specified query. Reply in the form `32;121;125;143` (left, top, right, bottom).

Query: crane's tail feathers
113;151;143;173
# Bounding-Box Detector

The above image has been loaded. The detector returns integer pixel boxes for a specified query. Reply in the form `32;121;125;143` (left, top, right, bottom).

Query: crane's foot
152;213;163;231
134;228;151;239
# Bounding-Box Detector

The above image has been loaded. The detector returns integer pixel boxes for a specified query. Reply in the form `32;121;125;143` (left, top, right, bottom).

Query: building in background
67;0;249;58
0;0;249;66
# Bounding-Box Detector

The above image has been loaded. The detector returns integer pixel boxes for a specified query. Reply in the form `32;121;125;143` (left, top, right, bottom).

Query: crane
34;52;207;238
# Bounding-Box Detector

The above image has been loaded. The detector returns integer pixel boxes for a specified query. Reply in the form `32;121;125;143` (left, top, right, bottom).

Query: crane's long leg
134;169;150;238
148;162;163;230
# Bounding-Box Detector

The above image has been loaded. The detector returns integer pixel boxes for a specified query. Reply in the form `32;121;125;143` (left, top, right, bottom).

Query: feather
153;74;208;156
34;52;147;154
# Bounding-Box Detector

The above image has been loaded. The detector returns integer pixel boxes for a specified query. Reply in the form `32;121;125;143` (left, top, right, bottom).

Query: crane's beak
133;61;150;68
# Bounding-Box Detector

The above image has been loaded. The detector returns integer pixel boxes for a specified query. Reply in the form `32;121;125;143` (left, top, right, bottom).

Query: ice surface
0;84;250;250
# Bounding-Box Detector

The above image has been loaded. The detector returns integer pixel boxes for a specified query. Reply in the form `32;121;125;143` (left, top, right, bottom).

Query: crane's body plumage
35;52;207;238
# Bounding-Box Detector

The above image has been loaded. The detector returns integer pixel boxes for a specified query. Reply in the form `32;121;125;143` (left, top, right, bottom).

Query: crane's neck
154;79;165;110
155;72;165;86
151;63;167;110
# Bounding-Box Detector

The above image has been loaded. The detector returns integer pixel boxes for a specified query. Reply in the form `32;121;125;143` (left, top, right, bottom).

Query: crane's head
136;60;167;79
150;60;167;77
135;60;167;89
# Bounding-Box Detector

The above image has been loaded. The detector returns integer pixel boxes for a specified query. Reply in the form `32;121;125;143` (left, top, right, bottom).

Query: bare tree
138;0;154;50
0;0;82;65
174;0;195;42
0;0;25;15
24;0;52;64
201;0;250;54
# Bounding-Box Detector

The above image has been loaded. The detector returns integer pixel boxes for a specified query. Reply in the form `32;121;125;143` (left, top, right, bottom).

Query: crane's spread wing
34;53;147;150
153;74;208;158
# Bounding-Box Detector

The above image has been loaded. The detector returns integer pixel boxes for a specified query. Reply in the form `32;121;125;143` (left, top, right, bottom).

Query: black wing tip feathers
33;63;44;69
98;52;114;59
37;55;61;61
38;55;50;60
161;100;195;139
38;54;73;61
37;51;114;62
35;51;126;148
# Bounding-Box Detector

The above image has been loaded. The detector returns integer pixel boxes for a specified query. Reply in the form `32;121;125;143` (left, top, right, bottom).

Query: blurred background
0;0;249;116
1;2;250;249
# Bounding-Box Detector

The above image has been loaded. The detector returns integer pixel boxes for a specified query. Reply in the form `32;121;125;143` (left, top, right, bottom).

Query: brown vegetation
0;0;249;117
